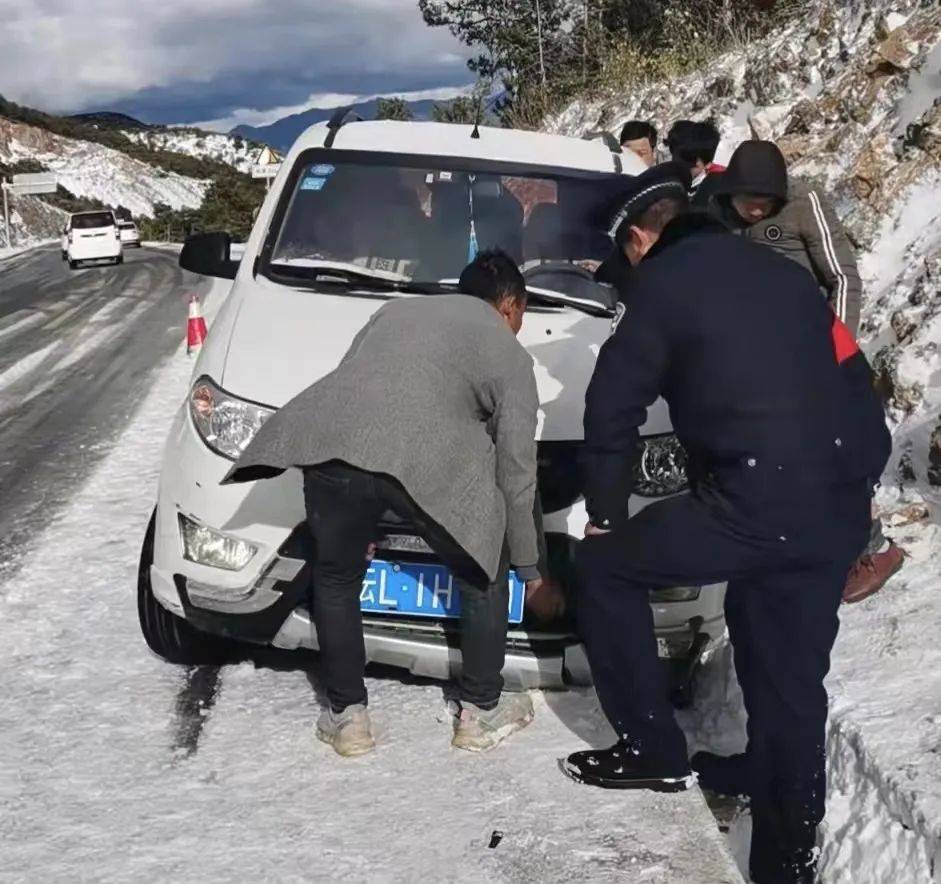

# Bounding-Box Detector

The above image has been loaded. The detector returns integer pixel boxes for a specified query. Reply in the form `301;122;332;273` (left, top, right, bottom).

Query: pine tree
376;97;414;121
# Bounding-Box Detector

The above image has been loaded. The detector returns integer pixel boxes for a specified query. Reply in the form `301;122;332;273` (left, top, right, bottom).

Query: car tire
137;509;236;665
116;255;124;265
68;260;78;270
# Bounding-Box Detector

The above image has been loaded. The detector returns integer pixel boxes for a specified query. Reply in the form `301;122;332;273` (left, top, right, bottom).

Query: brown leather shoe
843;542;905;604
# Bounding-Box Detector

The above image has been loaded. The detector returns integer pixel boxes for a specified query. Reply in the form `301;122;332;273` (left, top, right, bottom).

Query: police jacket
583;214;890;530
710;142;863;334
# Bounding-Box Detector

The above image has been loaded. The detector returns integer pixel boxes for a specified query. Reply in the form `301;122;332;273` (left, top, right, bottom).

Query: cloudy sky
0;0;473;130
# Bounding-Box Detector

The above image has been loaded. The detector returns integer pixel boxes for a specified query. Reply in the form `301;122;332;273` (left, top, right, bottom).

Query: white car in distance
66;210;123;269
117;219;141;248
138;117;726;705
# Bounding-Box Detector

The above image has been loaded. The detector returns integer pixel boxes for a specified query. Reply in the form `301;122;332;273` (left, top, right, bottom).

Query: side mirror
180;232;239;280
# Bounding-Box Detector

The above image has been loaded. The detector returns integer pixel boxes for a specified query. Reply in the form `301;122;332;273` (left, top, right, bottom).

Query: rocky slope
0;116;208;247
552;2;941;881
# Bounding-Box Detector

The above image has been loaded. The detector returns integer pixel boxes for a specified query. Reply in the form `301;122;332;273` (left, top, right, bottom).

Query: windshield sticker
311;164;335;176
438;171;453;182
300;176;328;191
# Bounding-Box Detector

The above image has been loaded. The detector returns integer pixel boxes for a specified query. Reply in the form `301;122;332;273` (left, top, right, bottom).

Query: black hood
712;140;789;202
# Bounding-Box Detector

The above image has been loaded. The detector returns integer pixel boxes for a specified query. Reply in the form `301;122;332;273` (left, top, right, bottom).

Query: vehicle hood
221;280;671;440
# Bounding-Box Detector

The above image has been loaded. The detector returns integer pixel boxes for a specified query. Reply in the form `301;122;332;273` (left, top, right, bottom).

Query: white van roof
289;120;643;176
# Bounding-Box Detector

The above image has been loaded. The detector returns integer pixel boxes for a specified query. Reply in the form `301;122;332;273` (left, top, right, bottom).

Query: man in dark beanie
224;249;542;757
563;162;890;884
711;140;902;604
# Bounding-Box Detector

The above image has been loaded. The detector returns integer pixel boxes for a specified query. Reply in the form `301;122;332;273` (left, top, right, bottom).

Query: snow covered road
0;254;743;881
0;245;206;583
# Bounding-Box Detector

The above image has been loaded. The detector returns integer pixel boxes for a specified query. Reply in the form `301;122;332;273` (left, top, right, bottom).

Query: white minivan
117;219;141;248
138;118;726;704
66;210;123;269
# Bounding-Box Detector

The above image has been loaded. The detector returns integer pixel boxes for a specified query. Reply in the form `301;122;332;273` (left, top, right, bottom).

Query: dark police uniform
569;174;890;882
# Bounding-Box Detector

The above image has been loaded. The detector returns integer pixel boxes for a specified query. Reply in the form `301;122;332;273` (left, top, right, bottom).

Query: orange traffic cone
186;294;208;355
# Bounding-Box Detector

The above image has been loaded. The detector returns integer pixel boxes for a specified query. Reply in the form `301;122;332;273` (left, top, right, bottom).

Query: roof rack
324;107;364;148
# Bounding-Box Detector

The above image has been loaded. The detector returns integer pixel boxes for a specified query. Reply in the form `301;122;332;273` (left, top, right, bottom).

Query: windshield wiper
267;261;457;295
525;284;614;317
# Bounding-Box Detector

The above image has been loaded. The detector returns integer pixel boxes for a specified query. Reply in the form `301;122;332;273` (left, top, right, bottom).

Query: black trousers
303;462;512;714
576;479;870;884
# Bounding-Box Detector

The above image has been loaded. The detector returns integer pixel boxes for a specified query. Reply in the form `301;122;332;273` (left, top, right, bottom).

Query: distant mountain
231;97;445;151
69;111;152;131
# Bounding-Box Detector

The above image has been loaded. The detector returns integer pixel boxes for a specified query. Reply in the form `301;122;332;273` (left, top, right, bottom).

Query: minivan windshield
72;212;115;229
264;151;629;308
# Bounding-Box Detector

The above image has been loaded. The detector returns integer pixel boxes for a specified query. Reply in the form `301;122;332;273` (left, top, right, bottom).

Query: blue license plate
359;559;526;624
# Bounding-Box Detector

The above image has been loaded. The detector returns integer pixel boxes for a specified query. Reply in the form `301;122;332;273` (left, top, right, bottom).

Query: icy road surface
0;245;205;583
0;255;742;882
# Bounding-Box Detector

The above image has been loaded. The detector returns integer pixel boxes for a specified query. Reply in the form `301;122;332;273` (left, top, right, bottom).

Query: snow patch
0;340;58;393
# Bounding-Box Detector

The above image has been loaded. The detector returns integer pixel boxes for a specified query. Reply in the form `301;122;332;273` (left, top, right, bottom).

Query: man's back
585;216;880;527
228;293;539;579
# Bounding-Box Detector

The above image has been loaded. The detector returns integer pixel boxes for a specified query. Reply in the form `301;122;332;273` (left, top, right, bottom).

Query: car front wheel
137;509;235;665
68;260;78;270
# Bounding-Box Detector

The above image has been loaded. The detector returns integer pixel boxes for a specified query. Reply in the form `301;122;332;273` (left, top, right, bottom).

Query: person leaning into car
223;250;542;758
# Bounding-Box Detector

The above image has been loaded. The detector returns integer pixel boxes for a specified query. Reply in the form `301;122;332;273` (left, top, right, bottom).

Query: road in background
0;245;205;581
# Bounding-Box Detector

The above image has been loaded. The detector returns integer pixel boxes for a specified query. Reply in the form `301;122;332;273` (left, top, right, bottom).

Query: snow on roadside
0;276;742;881
0;117;207;218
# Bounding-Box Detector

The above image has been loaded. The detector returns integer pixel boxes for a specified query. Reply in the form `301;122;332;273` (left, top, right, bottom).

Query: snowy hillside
553;2;941;880
122;128;259;175
0;116;207;222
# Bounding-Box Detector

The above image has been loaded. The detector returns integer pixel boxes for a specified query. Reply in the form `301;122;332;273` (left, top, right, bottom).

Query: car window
266;154;628;306
71;212;115;229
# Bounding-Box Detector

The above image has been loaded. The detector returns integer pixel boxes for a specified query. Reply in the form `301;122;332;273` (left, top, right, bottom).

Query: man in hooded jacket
710;139;863;334
710;140;903;602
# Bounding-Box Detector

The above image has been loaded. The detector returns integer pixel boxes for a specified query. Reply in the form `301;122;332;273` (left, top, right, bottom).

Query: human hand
365;542;378;561
526;576;566;622
584;523;611;537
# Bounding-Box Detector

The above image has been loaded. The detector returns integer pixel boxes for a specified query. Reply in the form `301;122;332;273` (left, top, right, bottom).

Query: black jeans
576;483;870;884
303;462;512;714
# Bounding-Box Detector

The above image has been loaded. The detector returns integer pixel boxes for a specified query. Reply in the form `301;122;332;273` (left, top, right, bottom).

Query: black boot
691;751;749;797
563;741;692;792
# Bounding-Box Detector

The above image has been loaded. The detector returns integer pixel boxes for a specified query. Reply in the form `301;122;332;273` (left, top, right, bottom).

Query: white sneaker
452;693;534;752
316;704;375;757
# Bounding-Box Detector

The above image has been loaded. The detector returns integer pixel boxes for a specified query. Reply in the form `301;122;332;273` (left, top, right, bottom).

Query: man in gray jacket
710;139;863;334
224;250;541;757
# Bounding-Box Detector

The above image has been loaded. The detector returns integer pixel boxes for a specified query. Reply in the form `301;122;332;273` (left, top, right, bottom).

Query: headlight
179;513;257;571
189;375;276;460
634;433;689;498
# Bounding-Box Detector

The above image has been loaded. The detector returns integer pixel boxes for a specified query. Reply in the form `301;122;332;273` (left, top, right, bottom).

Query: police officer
563;164;890;884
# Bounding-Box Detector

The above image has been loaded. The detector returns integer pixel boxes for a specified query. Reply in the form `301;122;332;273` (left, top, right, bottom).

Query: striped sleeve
804;190;863;335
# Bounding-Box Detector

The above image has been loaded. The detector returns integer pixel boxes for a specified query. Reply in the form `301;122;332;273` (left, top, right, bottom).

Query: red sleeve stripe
831;314;860;364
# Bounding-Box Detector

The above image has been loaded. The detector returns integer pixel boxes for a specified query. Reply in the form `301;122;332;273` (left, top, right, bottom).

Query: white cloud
0;0;471;122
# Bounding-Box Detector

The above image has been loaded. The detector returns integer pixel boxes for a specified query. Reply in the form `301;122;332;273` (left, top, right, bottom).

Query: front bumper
151;403;727;689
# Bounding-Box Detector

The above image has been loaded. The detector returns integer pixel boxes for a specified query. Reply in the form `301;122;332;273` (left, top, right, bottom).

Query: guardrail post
2;179;10;249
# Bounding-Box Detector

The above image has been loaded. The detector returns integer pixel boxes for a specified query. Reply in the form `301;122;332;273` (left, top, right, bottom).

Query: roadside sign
251;146;282;183
2;171;59;247
250;165;281;179
10;172;58;195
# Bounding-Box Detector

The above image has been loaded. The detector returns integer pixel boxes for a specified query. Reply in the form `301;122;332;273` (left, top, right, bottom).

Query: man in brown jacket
711;140;903;602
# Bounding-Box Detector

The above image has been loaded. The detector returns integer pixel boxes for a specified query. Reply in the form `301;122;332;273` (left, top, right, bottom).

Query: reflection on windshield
268;157;623;306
